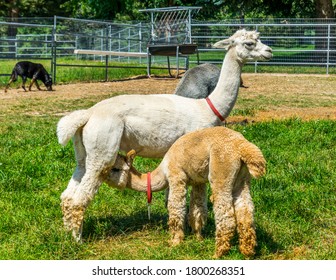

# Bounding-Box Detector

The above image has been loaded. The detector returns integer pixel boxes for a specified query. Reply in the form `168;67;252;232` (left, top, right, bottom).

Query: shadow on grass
255;226;281;257
197;217;281;257
82;208;281;259
82;210;168;240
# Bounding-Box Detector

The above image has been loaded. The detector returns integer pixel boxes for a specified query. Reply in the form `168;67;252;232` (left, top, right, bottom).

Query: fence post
105;25;109;81
128;27;131;63
45;34;47;58
109;25;112;53
255;24;258;73
327;24;330;74
101;29;103;63
139;22;142;64
51;15;57;83
15;35;17;58
118;31;121;62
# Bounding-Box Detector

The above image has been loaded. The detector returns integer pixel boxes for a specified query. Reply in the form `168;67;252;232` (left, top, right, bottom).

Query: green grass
236;120;336;259
0;59;335;259
0;112;335;259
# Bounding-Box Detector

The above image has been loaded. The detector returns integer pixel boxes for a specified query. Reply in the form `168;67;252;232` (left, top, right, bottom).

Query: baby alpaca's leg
188;183;207;240
212;184;236;258
209;155;238;258
233;172;256;257
167;174;188;246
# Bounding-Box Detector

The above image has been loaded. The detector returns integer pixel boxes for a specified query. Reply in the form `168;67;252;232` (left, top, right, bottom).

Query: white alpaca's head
213;29;272;63
105;150;136;189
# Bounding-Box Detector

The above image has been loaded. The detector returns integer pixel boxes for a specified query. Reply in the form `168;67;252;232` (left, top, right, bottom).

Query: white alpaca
57;29;272;241
107;126;266;258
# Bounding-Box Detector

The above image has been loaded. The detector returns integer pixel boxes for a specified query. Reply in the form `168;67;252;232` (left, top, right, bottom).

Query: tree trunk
314;0;334;56
315;0;335;18
8;0;19;36
8;0;19;58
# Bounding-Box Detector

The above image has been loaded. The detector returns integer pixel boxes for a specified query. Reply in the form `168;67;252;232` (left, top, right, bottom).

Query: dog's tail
57;109;91;146
238;140;266;178
4;68;18;92
10;68;18;81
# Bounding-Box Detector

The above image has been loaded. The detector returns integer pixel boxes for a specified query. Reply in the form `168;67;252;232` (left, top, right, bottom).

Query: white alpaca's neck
208;48;242;119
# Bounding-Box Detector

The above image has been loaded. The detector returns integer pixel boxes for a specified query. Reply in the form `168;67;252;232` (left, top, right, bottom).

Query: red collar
205;97;225;122
147;172;152;204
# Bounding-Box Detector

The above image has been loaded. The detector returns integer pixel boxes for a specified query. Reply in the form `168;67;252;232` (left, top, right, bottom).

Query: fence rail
191;21;336;72
1;16;336;82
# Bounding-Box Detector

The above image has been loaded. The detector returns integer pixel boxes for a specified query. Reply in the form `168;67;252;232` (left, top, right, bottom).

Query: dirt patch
228;107;336;123
1;76;178;99
1;73;335;121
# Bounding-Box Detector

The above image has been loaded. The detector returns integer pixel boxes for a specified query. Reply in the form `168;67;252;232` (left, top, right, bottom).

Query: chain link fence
192;18;336;74
1;16;336;83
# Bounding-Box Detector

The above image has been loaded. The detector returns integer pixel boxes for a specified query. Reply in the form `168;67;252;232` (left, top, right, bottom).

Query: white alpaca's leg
167;173;188;246
66;116;124;241
70;170;104;241
61;129;86;231
61;165;86;232
233;170;256;257
188;183;207;240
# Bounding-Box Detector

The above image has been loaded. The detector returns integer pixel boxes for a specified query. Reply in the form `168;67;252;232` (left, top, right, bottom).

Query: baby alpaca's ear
126;149;136;165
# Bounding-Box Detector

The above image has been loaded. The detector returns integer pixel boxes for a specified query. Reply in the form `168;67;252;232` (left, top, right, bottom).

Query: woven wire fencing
0;17;54;59
1;16;336;83
192;18;336;74
54;17;149;61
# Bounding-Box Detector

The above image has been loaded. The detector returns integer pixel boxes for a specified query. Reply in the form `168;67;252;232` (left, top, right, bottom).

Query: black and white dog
5;61;53;92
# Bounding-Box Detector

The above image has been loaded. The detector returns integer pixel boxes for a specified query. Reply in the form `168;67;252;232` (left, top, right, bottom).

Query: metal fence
1;16;336;82
192;19;336;74
0;18;53;59
54;17;148;60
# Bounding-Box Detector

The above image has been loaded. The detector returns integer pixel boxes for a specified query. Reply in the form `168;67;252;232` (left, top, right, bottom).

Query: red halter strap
147;172;152;204
205;97;225;122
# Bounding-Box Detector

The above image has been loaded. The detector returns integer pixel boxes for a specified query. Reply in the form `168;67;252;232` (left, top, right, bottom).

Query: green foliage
1;0;335;20
61;0;126;20
0;0;69;18
196;0;329;19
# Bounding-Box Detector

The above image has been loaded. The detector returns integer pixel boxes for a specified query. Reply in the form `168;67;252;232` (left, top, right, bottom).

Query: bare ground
1;73;335;122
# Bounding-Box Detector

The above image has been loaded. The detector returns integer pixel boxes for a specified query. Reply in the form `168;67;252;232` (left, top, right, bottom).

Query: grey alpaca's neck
126;165;168;192
208;48;242;119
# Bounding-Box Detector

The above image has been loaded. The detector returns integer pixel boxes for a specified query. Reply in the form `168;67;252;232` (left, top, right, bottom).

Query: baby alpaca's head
105;150;136;189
